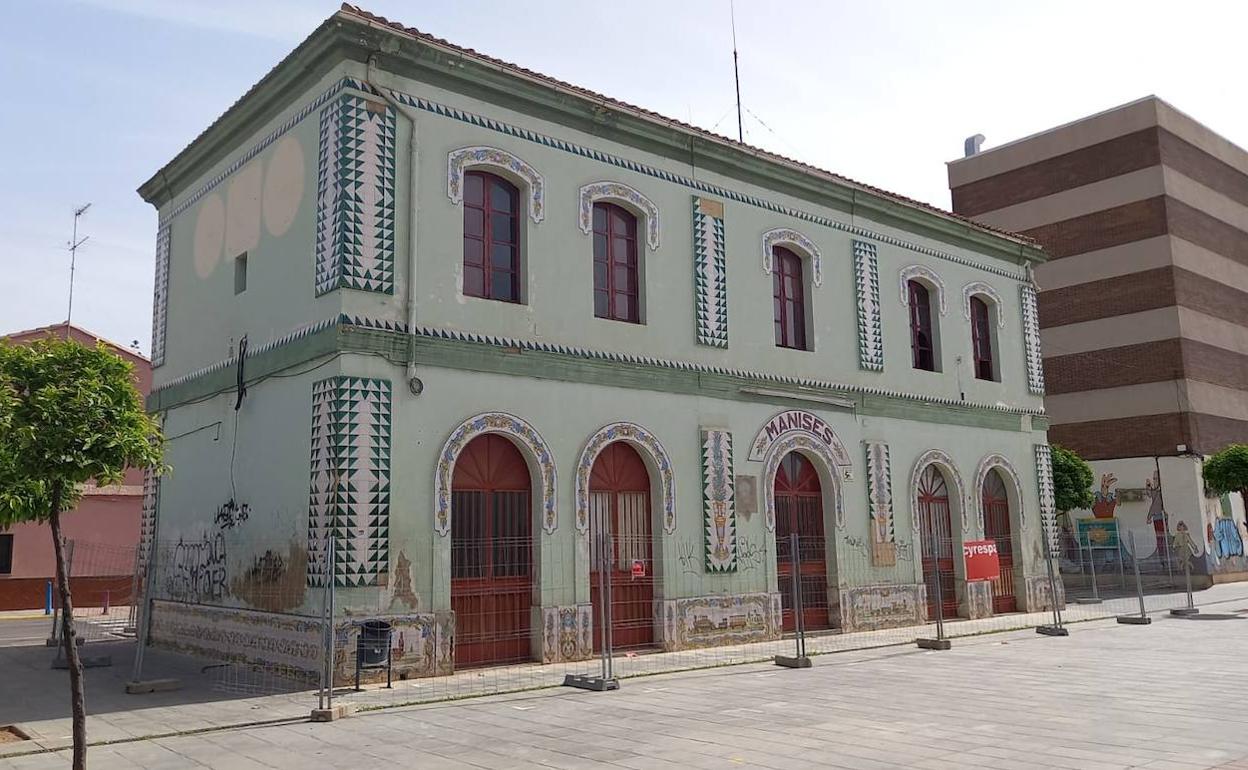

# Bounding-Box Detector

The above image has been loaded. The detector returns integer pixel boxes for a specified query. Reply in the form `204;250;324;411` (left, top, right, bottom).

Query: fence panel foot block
916;638;952;650
1117;615;1152;625
563;675;619;692
774;655;813;668
311;704;356;722
125;679;181;694
1035;625;1069;636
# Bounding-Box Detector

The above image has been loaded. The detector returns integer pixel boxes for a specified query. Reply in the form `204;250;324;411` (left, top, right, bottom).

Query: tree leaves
1203;444;1248;500
0;338;164;527
1051;444;1094;514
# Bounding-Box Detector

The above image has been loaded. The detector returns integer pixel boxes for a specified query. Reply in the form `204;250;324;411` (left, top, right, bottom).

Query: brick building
948;97;1248;581
0;323;151;610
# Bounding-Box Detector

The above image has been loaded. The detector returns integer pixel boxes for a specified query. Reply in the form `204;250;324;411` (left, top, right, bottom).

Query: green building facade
138;7;1057;680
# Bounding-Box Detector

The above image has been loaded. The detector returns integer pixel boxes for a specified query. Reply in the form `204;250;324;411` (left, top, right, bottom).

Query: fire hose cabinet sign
963;540;1000;581
631;559;645;579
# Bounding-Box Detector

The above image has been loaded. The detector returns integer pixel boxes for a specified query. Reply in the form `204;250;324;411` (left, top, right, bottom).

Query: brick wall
1022;196;1169;259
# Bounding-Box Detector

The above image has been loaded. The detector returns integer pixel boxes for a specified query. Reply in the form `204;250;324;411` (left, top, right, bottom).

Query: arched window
773;246;807;350
970;296;995;381
463;171;520;303
592;202;640;323
908;280;936;371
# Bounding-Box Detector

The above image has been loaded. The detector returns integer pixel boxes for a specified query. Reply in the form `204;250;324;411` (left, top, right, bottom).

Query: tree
1051;444;1094;513
1204;444;1248;510
0;338;163;770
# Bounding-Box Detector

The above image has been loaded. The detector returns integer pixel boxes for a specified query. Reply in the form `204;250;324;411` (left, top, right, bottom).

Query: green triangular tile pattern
306;376;392;587
314;94;397;297
692;197;728;348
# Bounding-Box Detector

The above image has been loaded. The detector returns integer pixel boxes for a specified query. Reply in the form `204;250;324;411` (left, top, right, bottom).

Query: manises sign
747;410;853;468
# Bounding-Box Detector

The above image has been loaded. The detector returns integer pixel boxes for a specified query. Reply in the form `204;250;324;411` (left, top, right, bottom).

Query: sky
2;0;1246;353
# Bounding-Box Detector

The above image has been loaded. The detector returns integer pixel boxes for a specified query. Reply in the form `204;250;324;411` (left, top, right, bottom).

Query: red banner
963;540;1000;581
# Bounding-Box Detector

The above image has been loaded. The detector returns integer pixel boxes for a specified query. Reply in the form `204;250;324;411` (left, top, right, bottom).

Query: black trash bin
354;619;393;690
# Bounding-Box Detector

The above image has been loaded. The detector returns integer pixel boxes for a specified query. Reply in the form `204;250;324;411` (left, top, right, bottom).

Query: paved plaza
4;602;1248;769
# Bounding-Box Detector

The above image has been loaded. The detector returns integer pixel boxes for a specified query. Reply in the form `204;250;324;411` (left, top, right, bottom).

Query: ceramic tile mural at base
659;592;782;651
963;580;994;619
838;584;926;632
333;613;454;685
1023;574;1065;612
149;601;324;681
540;604;593;664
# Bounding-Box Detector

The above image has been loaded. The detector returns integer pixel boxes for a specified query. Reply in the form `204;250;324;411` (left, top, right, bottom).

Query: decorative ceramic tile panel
447;146;545;223
307;377;392;587
962;281;1005;328
150;223;171;368
701;429;736;572
314;94;397;296
578;182;659;250
1021;285;1045;395
853;240;883;371
432;412;557;536
761;228;822;287
973;454;1025;535
761;434;844;532
898;265;947;315
909;449;966;538
865;441;895;566
692;197;728;347
575;422;676;534
1034;444;1057;555
139;467;159;573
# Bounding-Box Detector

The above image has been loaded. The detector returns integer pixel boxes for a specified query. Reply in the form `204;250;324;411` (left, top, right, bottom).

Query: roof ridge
338;4;1037;249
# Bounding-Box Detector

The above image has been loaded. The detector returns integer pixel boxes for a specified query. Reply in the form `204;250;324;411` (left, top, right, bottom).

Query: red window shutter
772;247;807;350
592;202;640;323
463;171;520;303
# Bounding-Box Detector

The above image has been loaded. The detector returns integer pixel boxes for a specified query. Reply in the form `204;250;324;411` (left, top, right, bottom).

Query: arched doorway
451;434;533;668
774;452;830;632
982;469;1016;613
917;465;956;621
588;442;654;651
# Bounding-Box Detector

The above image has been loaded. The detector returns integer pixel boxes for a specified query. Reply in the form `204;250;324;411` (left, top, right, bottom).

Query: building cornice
138;14;1046;268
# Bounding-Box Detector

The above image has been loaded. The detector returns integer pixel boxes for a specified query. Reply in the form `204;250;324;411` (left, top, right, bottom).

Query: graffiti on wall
230;540;308;613
166;532;228;603
1205;493;1245;572
736;536;768;573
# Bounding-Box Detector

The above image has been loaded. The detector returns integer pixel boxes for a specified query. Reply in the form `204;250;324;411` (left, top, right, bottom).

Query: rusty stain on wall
389;551;420;611
230;541;307;612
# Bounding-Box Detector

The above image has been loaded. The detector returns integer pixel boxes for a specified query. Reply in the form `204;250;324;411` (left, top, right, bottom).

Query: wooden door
774;452;830;632
589;442;655;651
982;470;1016;613
917;465;957;621
451;434;533;668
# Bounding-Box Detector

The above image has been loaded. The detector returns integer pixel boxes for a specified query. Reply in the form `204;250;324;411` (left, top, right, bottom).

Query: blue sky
3;0;1245;352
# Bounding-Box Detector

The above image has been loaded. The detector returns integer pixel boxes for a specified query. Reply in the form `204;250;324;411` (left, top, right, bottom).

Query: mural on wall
315;93;397;296
306;377;392;587
853;240;884;371
448;145;545;223
659;593;780;651
839;584;925;633
433;412;557;536
701;428;737;572
575;422;677;534
578;181;660;250
761;228;823;287
1204;493;1246;572
864;441;896;566
692;196;728;348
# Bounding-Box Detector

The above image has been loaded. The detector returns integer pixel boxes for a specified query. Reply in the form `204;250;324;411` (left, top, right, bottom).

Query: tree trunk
48;481;88;770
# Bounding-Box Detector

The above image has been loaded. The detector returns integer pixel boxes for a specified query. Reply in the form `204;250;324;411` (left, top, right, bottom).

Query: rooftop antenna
730;0;743;142
66;203;92;335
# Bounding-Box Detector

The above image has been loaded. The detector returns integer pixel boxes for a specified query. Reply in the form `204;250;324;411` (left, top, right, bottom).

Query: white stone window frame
898;264;947;315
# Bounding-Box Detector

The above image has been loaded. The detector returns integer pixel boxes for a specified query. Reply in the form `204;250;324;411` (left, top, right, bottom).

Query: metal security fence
113;523;1248;719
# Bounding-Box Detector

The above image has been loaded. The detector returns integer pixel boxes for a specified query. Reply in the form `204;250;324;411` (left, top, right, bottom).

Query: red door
451;435;533;668
589;442;655;651
774;452;830;632
917;465;957;621
982;470;1017;613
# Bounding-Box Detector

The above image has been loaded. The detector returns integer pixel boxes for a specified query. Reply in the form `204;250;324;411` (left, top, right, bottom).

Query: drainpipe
366;53;421;394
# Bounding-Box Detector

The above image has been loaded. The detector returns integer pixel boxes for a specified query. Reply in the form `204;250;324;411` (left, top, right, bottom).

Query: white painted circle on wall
263;135;304;237
193;193;225;279
225;160;263;257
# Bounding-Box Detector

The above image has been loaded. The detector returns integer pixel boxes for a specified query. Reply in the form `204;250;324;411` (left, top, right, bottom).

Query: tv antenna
66;203;91;333
730;0;743;142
